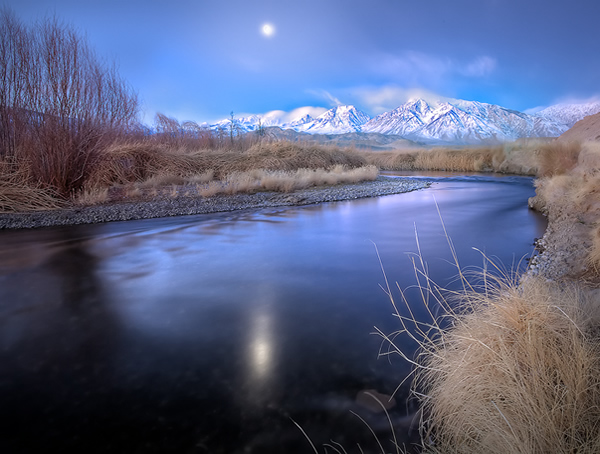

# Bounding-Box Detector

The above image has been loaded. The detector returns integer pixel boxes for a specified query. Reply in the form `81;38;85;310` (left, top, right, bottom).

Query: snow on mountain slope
207;99;574;143
362;99;566;143
536;102;600;128
209;106;370;134
361;99;433;136
293;105;371;134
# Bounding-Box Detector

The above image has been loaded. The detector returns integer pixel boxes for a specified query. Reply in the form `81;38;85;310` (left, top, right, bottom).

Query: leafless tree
0;8;139;195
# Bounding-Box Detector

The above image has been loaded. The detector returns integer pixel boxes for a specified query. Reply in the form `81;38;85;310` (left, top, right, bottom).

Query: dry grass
190;165;379;197
378;244;600;453
362;146;510;173
0;179;62;212
0;160;63;212
419;277;600;453
74;188;109;206
528;142;600;273
535;141;582;177
589;226;600;274
361;140;583;177
81;141;370;193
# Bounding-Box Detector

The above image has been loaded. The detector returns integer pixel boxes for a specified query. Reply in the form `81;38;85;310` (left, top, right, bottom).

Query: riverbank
0;176;429;229
527;208;596;282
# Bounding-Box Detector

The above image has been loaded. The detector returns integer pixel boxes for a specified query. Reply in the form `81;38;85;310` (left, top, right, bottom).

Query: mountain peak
293;105;371;134
206;98;581;144
361;98;567;143
536;101;600;128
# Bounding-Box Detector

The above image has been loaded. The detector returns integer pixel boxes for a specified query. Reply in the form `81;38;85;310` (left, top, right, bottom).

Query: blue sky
6;0;600;124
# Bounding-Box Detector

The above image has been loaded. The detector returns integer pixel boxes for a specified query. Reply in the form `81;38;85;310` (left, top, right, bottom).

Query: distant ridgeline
206;99;600;147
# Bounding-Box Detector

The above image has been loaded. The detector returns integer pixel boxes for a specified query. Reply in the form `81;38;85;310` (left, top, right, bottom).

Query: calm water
0;174;546;453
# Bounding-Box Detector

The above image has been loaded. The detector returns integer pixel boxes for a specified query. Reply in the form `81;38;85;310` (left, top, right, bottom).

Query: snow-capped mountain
362;99;566;143
294;105;371;134
210;105;370;134
211;113;285;132
206;98;594;144
535;102;600;128
361;99;433;136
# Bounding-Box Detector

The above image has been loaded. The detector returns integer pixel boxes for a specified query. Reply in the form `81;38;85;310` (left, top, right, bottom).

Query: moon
261;23;275;38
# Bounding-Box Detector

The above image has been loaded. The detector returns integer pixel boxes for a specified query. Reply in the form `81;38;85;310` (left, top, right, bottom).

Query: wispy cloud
367;51;497;87
552;95;600;106
261;106;327;123
348;85;449;115
461;56;497;77
307;89;344;107
525;95;600;114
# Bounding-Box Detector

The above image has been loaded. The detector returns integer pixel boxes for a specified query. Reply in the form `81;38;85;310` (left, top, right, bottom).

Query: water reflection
0;174;547;453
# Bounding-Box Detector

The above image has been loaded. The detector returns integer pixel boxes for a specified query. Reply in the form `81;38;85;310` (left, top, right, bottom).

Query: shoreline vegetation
3;8;600;453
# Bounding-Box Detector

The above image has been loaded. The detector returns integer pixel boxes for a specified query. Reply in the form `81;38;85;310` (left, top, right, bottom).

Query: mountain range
207;99;600;145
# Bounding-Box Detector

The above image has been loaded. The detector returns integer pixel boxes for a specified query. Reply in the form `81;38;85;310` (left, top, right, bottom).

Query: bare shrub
0;8;139;196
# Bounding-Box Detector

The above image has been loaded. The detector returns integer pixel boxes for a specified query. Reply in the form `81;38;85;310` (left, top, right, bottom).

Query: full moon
261;23;275;37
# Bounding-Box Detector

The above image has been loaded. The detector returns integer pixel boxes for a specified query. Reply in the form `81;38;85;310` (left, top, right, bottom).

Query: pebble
0;177;430;230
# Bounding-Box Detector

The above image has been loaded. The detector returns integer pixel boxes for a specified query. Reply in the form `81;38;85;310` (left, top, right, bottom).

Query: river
0;173;546;453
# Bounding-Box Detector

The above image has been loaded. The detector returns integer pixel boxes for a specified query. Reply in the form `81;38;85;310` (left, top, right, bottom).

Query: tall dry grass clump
415;276;600;453
381;250;600;453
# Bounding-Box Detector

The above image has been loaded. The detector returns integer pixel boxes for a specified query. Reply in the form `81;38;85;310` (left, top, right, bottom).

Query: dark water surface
0;174;546;453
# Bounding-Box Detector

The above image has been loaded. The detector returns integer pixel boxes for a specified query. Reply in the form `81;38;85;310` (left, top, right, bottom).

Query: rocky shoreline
0;176;430;230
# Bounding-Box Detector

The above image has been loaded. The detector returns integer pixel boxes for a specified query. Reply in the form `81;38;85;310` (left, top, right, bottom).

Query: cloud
307;89;344;107
461;56;497;77
348;85;450;115
367;51;497;87
551;95;600;106
524;95;600;114
261;106;327;124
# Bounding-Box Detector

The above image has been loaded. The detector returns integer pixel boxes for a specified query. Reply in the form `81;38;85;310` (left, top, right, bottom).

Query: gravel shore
0;176;430;230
